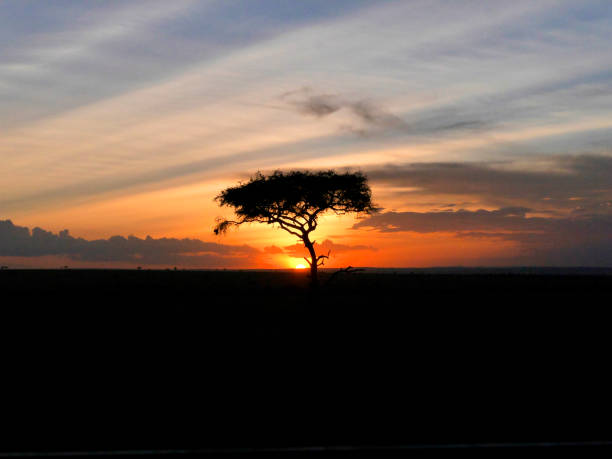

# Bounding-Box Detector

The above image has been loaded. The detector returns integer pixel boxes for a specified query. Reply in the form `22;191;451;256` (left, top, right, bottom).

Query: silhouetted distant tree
214;170;377;287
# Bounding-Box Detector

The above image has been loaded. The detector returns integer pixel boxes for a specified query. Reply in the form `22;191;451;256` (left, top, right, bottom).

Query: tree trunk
303;236;319;289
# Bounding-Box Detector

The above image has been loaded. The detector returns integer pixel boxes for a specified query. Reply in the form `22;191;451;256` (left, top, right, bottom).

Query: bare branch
275;220;304;239
316;249;331;267
277;216;305;231
270;213;307;236
325;266;365;286
213;218;242;235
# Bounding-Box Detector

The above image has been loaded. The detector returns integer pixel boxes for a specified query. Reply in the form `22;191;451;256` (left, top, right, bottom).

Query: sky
1;0;612;269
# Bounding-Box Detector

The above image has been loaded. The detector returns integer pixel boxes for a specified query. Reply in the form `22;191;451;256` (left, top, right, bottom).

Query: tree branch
325;266;365;286
316;249;331;267
213;219;242;235
271;214;305;232
275;220;304;239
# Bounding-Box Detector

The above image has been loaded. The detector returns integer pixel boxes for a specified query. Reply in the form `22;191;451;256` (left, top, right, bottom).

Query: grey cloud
366;154;612;211
390;70;612;142
353;207;545;234
282;88;488;137
280;88;341;117
398;106;490;137
358;154;612;265
285;64;612;141
353;207;612;265
437;120;487;131
284;93;342;118
346;100;405;130
0;219;257;267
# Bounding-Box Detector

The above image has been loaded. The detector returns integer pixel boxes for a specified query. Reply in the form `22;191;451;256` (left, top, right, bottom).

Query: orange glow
295;263;307;270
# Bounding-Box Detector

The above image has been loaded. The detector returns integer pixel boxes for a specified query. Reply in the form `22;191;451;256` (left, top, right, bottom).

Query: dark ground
1;269;611;456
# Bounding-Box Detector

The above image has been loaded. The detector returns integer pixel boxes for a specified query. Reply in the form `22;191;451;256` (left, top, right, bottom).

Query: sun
295;263;307;270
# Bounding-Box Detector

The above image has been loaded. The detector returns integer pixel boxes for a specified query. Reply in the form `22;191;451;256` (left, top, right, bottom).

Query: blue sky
1;0;611;267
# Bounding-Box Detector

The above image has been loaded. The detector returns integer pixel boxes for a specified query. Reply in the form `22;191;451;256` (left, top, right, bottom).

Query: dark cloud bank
0;220;257;267
354;207;612;266
0;220;376;268
366;154;612;210
356;154;612;266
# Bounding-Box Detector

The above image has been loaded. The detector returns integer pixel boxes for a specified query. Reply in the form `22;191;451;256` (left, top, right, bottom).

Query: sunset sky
2;0;612;268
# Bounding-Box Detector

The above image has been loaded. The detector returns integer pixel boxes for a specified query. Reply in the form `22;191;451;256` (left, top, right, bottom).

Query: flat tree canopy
214;170;377;286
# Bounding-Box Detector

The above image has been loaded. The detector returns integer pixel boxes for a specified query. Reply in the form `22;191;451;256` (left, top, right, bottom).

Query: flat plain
2;269;611;455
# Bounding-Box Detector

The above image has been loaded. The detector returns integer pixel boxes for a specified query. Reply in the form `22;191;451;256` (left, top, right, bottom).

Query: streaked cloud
282;87;486;137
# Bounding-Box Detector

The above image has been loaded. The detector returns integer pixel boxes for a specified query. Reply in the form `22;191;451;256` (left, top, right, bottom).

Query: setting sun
295;263;307;270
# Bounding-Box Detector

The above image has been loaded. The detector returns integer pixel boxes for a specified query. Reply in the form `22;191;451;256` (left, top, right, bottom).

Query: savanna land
2;269;611;455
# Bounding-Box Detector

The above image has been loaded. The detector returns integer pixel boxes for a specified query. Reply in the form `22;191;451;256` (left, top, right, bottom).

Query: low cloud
282;239;377;258
353;207;612;265
353;207;612;234
366;154;612;213
0;220;257;267
263;245;284;254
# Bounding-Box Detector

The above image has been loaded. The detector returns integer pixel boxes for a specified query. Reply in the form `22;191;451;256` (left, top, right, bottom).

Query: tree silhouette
214;170;377;287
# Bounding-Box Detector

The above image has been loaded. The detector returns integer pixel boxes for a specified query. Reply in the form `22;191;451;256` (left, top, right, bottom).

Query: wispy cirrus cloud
4;0;612;212
281;87;484;137
3;0;612;267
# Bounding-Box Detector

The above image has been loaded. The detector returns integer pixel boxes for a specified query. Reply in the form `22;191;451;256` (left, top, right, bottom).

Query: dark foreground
2;269;611;456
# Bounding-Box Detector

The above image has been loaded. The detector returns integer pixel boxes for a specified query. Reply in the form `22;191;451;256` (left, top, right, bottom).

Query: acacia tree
214;170;377;287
